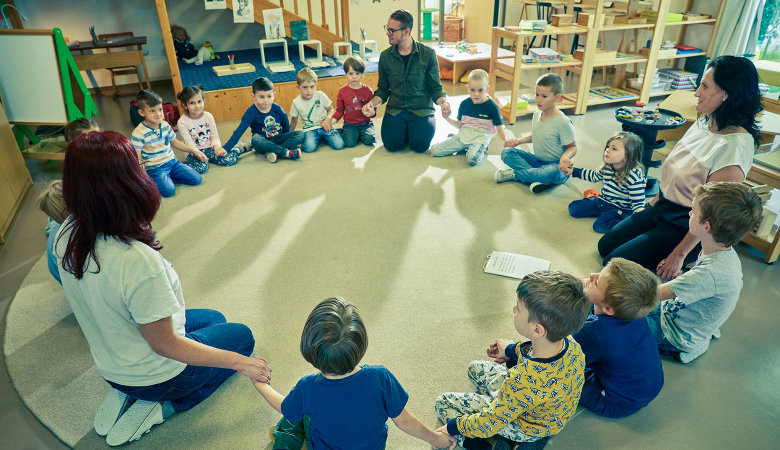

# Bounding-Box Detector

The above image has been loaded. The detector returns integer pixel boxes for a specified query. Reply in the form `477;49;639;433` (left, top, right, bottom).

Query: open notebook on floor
484;251;551;279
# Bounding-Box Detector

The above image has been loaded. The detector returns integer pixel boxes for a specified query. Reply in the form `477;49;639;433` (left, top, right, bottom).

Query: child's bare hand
362;103;376;117
195;150;208;162
558;157;573;174
487;339;513;363
321;118;332;132
214;146;227;157
430;429;456;449
504;138;521;148
440;101;452;117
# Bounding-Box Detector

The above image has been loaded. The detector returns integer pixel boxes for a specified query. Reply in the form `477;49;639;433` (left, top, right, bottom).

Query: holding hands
320;117;332;132
194;149;209;162
362;102;376;118
487;338;515;363
433;426;457;449
237;356;272;384
440;101;452;117
558;157;574;175
214;145;227;157
504;138;522;148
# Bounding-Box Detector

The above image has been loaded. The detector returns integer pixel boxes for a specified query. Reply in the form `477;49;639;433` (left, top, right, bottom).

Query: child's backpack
130;100;180;130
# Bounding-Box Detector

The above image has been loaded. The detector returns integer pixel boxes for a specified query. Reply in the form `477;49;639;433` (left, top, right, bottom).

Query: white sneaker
105;400;163;446
94;389;131;436
494;169;515;183
266;152;278;163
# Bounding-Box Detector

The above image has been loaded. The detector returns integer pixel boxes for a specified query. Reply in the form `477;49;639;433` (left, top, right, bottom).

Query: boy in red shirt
330;56;376;147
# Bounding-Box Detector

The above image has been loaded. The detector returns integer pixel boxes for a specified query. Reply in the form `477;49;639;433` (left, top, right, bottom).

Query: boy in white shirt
290;67;345;153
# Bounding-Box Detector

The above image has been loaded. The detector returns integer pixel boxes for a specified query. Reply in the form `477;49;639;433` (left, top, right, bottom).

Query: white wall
347;0;418;53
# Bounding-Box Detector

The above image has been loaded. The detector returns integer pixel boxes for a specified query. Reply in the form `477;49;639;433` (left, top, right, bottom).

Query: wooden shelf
590;55;648;67
664;18;717;26
498;94;577;119
600;23;656;31
566;92;639;106
658;51;706;60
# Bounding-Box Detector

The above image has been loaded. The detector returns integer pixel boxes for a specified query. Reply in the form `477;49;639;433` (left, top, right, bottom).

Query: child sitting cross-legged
223;77;304;162
131;89;203;197
650;182;762;364
253;297;455;449
290;67;344;153
575;257;663;418
435;271;590;449
429;69;506;166
567;131;647;233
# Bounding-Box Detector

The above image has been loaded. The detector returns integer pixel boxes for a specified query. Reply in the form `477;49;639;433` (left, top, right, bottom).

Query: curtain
712;0;765;57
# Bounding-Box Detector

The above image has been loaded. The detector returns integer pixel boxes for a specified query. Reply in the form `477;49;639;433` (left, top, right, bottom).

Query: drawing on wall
233;0;254;23
263;8;286;39
204;0;226;10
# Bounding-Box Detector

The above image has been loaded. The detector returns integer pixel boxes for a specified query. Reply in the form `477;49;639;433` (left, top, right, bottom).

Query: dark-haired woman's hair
706;55;763;147
60;131;162;279
177;84;205;105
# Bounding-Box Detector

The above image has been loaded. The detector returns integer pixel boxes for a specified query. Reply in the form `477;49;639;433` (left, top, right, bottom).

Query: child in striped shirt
567;131;646;233
131;90;203;197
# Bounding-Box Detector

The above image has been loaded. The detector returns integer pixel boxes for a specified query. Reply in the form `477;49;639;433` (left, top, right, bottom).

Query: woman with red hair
55;131;271;446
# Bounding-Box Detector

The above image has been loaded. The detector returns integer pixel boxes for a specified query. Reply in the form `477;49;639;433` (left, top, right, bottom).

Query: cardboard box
613;16;647;24
529;47;560;63
574;48;618;62
551;14;573;26
577;13;595;27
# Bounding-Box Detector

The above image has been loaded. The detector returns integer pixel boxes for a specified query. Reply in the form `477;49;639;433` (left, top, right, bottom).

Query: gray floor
2;74;778;449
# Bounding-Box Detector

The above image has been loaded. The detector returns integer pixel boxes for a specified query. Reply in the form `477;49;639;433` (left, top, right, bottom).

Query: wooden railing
227;0;351;56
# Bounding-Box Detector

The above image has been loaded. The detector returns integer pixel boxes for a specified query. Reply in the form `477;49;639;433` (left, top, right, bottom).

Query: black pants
598;193;700;270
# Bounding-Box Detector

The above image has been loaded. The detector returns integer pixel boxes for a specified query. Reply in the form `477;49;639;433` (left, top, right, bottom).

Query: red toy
583;188;599;198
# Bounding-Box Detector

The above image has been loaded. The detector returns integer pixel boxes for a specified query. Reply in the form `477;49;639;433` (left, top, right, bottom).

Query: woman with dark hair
598;55;762;279
56;131;271;446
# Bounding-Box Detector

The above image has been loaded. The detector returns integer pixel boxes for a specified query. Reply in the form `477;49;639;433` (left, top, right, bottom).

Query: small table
435;42;514;83
69;36;151;93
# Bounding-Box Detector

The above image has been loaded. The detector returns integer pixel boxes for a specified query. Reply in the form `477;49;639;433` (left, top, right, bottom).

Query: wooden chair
98;32;145;99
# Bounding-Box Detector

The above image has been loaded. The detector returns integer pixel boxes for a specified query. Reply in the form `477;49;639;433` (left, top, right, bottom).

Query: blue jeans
646;305;682;357
579;367;642;418
251;131;304;155
107;309;255;413
380;110;436;152
301;128;345;153
500;147;569;185
146;159;202;198
430;134;487;166
341;122;376;147
568;197;633;234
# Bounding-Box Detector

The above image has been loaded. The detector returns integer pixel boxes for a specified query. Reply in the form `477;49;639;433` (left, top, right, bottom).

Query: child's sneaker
234;141;254;157
266;152;278;163
94;388;132;436
105;400;163;446
284;149;301;160
494;169;515;183
529;182;554;194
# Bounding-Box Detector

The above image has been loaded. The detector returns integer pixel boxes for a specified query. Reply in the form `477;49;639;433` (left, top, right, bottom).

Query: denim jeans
301;127;345;153
568;197;633;234
430;134;486;166
646;305;683;357
146;159;202;198
107;309;255;413
500;147;569;185
380;110;436;152
341;122;376;147
251;131;304;155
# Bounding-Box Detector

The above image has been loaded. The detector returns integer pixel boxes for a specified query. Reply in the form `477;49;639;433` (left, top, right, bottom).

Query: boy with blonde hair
430;69;507;166
290;67;344;152
650;182;762;363
575;258;663;418
435;271;590;449
495;73;577;193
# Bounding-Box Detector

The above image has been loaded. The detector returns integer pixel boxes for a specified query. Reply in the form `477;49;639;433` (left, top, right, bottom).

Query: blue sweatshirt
223;103;291;151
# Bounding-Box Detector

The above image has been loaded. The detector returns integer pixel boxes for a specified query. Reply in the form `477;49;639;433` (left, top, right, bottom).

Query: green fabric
201;45;216;61
272;415;311;450
375;40;446;117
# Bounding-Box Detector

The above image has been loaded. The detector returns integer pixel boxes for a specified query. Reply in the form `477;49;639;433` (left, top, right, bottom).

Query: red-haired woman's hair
60;131;162;279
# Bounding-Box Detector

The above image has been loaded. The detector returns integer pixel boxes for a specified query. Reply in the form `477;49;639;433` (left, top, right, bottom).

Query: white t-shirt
659;119;754;207
290;91;332;131
530;109;576;162
55;219;186;386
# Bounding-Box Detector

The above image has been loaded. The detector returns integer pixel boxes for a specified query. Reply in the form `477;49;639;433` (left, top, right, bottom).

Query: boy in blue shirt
576;257;663;418
495;73;577;194
435;271;590;449
224;77;303;163
650;182;762;363
430;69;507;166
253;297;454;449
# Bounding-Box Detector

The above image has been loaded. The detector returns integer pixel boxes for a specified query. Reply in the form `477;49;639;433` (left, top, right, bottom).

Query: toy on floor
583;188;599;198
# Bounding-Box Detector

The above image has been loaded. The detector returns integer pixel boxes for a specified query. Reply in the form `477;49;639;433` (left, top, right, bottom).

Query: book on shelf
589;86;635;100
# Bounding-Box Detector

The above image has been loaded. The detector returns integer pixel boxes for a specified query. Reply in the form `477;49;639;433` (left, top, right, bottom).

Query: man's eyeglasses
384;25;407;34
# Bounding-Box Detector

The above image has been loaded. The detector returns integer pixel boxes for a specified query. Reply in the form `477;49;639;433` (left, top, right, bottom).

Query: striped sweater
131;122;176;170
572;166;646;212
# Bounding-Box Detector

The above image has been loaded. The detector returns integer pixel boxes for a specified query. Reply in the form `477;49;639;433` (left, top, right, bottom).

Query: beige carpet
4;121;615;448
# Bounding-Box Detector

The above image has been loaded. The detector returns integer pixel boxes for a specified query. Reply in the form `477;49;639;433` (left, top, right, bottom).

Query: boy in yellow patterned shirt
435;271;590;449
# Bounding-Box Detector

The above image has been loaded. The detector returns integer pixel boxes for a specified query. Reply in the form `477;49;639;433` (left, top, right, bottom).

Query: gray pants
430;135;487;166
434;360;540;444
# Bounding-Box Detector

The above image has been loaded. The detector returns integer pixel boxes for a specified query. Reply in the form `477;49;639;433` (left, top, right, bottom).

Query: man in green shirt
363;9;450;153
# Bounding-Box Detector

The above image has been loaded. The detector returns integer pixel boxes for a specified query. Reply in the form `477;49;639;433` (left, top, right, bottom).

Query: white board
0;33;68;123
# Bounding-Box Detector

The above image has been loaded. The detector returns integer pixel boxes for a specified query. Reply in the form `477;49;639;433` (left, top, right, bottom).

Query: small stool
260;38;295;73
421;7;438;41
333;42;352;63
360;40;377;60
298;39;330;68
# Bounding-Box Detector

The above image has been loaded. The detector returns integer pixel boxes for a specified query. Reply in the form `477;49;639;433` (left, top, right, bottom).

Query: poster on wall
233;0;254;23
263;8;286;39
205;0;226;10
